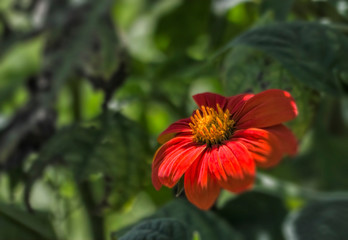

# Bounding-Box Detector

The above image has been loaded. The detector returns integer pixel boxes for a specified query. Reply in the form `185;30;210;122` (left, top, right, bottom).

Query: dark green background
0;0;348;239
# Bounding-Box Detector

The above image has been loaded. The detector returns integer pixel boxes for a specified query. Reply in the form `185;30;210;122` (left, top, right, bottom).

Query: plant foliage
0;0;347;239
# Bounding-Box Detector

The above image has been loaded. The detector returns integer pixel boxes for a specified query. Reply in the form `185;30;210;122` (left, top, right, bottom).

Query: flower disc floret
189;104;235;146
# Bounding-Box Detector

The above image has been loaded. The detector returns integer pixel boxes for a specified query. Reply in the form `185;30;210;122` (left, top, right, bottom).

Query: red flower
152;89;298;210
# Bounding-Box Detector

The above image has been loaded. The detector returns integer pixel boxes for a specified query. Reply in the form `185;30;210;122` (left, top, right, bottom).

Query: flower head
152;89;298;210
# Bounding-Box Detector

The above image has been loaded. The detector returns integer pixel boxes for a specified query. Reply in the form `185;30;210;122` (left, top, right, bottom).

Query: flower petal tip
192;92;227;109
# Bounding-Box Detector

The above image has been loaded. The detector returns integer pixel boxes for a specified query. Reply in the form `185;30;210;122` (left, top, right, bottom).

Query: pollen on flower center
189;104;235;146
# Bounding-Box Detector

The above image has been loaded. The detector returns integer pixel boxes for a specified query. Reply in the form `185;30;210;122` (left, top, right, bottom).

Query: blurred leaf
0;0;115;172
114;199;243;240
106;192;158;236
260;0;294;21
220;22;348;94
328;0;348;18
217;191;288;240
222;47;315;138
43;0;113;103
114;0;181;61
0;37;42;110
283;197;348;240
155;0;212;53
212;0;253;15
0;203;56;240
118;218;191;240
295;97;348;190
29;112;150;209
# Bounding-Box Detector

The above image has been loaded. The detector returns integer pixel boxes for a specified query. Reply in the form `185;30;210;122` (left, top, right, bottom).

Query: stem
70;78;105;240
69;78;82;122
80;182;105;240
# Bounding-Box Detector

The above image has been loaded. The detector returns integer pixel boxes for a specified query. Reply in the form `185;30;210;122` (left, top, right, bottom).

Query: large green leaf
294;97;348;190
118;218;191;240
0;37;42;109
28;112;151;209
221;22;348;94
260;0;294;21
114;199;243;240
0;203;56;240
222;46;315;138
284;197;348;240
42;0;113;103
155;0;212;53
328;0;348;18
217;191;288;240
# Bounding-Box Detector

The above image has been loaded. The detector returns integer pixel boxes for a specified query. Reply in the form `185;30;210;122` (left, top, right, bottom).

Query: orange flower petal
233;125;297;168
184;155;221;210
205;142;255;193
226;93;254;117
232;128;281;169
193;92;228;110
225;141;255;177
157;118;192;144
152;134;193;190
158;143;205;188
218;173;255;193
208;145;243;180
207;146;228;181
236;89;298;129
263;124;298;158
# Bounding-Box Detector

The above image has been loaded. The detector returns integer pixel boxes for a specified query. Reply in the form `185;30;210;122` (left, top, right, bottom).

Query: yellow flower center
189;104;235;146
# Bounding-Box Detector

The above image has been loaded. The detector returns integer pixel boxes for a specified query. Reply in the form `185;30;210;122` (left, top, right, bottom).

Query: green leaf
217;191;288;240
284;197;348;240
221;22;348;94
43;0;113;103
155;0;212;53
0;203;56;240
114;199;243;240
260;0;294;21
222;46;315;137
294;97;348;190
0;37;43;109
119;218;191;240
28;112;150;209
328;0;348;18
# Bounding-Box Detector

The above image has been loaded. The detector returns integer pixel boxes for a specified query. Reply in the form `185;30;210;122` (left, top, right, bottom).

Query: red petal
193;92;228;110
152;134;193;190
264;124;298;157
225;141;255;176
226;93;254;117
157;118;192;144
158;143;205;188
218;173;254;193
208;145;243;181
208;142;255;193
184;154;221;210
236;89;298;129
207;146;227;181
233;125;297;168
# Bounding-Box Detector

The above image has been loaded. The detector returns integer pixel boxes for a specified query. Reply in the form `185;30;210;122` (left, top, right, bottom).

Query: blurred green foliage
0;0;348;239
